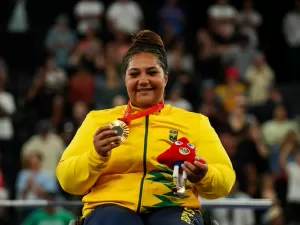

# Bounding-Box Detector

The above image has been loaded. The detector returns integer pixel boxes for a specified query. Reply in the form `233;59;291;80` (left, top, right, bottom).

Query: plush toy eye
187;143;195;149
175;141;183;146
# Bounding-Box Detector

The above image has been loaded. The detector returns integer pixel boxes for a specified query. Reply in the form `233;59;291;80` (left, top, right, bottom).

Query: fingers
94;135;121;148
94;126;122;157
94;136;121;157
181;164;196;177
103;136;121;146
194;160;208;171
94;125;113;136
181;160;208;183
183;161;201;175
95;129;118;140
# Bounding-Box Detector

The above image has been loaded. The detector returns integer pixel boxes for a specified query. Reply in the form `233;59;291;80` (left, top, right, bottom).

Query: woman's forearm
56;150;109;195
194;164;235;199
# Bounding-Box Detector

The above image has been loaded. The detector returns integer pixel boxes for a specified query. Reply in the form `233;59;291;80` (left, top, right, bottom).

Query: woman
56;30;236;225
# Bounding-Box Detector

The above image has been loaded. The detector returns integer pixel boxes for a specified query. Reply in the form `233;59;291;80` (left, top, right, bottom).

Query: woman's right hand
93;126;121;157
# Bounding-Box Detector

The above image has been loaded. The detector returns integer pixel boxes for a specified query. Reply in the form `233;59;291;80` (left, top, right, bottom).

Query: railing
0;199;273;210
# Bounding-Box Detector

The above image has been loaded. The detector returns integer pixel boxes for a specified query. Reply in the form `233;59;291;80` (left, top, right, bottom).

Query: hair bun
132;30;165;49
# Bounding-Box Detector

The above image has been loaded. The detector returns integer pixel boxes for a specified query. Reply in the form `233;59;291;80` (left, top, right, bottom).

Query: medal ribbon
118;100;165;125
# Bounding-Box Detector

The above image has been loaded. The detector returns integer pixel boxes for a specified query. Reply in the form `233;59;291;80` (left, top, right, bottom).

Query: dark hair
121;30;168;75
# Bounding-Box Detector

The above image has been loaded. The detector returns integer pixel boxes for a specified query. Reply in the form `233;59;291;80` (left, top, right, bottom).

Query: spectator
27;56;67;128
208;0;239;48
69;66;95;107
69;27;105;75
105;30;132;77
262;105;298;147
16;152;58;222
245;52;275;106
227;98;257;137
22;191;74;225
106;0;144;34
236;124;269;193
167;38;194;75
165;84;192;111
0;64;16;191
74;0;105;35
247;124;270;167
16;152;58;200
260;173;278;202
30;56;67;97
269;131;297;177
215;66;246;113
280;146;300;225
222;34;257;80
158;0;186;36
59;101;89;146
45;15;77;68
165;40;196;106
263;205;285;225
252;87;293;124
207;0;238;33
198;80;225;130
21;120;65;175
95;63;126;109
194;29;224;82
159;20;178;51
237;0;262;48
283;0;300;80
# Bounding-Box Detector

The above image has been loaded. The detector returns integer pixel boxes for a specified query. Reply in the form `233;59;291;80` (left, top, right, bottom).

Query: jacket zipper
137;116;149;213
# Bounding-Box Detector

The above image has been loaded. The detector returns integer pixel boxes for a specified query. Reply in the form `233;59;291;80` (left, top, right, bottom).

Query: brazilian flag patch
169;130;178;142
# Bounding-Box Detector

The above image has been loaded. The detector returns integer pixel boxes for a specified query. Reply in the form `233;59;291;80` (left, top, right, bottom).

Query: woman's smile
136;88;155;93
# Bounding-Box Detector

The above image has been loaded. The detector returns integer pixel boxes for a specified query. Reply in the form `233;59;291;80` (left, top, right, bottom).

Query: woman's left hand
182;160;208;183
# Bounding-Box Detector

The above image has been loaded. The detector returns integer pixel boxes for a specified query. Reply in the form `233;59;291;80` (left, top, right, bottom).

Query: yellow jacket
56;104;235;218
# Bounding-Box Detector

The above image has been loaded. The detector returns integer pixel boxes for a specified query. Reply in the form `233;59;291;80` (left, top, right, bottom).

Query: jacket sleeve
56;111;110;195
193;115;236;199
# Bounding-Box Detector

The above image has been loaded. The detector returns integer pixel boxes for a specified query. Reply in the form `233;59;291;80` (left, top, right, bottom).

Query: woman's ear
164;73;168;87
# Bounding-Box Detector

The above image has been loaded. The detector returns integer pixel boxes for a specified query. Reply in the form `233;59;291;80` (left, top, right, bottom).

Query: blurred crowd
1;0;300;225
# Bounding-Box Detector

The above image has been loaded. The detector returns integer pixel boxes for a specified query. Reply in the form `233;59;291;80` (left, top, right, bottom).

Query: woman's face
72;101;88;120
46;58;57;70
274;106;287;121
28;153;41;170
254;55;265;68
125;53;167;108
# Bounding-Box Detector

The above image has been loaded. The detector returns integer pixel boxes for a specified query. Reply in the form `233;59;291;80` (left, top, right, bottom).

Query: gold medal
110;120;129;143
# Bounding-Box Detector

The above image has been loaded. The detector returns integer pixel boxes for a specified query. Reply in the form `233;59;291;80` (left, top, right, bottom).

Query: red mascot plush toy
157;137;205;196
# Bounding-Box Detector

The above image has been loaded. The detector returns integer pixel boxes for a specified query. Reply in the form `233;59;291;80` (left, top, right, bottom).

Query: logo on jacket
169;130;178;142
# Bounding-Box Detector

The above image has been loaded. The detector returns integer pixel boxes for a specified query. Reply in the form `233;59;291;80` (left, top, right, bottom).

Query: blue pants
84;205;204;225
